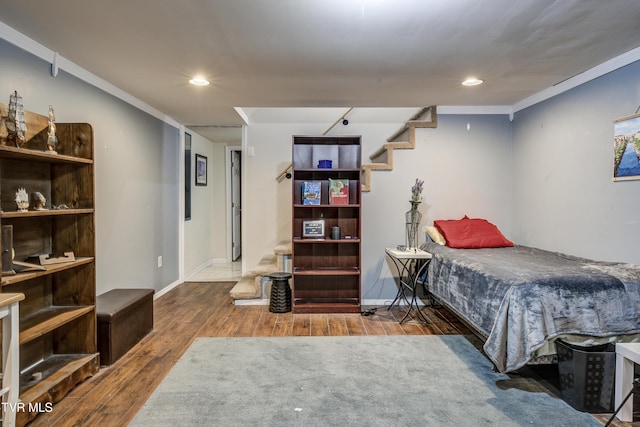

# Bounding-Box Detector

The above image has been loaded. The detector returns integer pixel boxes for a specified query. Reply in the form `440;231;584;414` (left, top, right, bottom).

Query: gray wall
363;114;513;301
512;60;640;264
0;39;180;295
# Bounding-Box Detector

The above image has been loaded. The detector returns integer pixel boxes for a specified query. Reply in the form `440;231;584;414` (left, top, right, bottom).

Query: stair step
408;106;432;121
363;163;392;171
369;147;390;164
252;254;278;276
407;120;437;128
230;240;293;303
370;142;414;162
229;273;260;300
362;106;438;193
387;125;411;143
273;240;292;255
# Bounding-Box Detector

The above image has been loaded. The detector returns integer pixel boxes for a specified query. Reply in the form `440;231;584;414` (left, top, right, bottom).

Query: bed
422;218;640;373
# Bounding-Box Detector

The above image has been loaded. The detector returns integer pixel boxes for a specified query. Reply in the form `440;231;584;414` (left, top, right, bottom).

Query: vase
405;200;422;249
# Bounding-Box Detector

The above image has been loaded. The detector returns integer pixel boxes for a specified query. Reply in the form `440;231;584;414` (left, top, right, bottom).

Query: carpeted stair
361;106;437;192
229;240;292;304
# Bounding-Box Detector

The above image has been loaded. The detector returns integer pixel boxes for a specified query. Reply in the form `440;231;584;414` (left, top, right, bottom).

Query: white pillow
425;226;446;245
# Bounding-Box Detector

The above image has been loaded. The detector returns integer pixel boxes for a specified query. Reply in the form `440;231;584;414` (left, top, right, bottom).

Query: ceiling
2;0;640;142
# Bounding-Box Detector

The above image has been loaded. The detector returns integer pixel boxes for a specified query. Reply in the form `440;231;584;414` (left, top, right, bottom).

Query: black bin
556;339;616;412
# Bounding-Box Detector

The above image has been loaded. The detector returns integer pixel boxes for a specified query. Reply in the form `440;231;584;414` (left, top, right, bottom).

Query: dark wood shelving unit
0;105;99;426
291;135;361;313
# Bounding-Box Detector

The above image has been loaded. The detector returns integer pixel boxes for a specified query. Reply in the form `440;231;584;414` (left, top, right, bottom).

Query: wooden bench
97;288;154;365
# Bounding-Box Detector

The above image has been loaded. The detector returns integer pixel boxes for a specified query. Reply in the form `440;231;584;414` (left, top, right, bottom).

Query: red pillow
434;216;514;249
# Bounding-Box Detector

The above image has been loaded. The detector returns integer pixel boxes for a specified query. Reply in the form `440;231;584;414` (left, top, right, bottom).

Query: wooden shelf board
1;257;94;287
293;237;360;243
17;353;99;425
0;145;93;164
293;204;361;208
292;300;361;314
1;208;94;219
293;267;360;276
294;168;361;172
20;305;94;345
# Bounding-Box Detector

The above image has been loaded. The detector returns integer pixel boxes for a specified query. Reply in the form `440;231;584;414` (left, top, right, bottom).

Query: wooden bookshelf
0;104;99;426
291;135;362;313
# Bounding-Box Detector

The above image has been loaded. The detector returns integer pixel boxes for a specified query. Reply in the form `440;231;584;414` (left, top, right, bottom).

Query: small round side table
268;272;292;313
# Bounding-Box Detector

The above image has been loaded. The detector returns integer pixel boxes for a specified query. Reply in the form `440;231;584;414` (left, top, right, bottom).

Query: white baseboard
154;279;183;299
233;276;271;306
234;298;269;306
184;259;214;280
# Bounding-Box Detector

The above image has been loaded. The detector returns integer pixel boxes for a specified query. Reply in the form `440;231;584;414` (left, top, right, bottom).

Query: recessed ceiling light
462;78;483;86
189;77;210;86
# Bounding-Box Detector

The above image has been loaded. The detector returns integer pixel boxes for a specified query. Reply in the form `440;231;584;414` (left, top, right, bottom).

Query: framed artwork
195;154;208;186
613;113;640;181
185;132;192;220
302;219;325;239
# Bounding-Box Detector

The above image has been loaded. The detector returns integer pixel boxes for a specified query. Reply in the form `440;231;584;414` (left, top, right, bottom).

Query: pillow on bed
425;226;446;245
434;215;514;249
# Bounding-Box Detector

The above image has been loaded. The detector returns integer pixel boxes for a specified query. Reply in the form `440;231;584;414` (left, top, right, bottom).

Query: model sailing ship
6;91;27;147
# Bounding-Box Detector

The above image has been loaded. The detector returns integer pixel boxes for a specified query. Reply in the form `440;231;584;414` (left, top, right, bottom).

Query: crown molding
0;20;180;129
513;46;640;113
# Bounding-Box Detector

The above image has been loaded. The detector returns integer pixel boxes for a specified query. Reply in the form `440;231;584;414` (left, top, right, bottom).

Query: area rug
129;336;600;426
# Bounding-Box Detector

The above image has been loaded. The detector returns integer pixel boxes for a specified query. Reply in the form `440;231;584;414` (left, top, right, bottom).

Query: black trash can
556;339;616;412
268;272;292;313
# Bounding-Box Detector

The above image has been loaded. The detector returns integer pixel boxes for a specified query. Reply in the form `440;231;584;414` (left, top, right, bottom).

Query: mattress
423;242;640;372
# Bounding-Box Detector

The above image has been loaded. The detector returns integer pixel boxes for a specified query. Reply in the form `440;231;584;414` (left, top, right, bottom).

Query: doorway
226;146;242;261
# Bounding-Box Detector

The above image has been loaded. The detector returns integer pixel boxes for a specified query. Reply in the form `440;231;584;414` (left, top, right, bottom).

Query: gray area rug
130;335;600;426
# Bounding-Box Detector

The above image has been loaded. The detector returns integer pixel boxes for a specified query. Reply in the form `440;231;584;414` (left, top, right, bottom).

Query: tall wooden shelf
291;135;362;313
0;106;99;426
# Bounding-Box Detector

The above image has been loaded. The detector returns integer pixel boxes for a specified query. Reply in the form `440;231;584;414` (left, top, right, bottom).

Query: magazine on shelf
302;181;321;205
329;178;349;205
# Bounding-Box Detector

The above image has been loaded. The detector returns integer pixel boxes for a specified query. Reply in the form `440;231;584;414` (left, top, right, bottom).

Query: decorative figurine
6;91;27;147
15;188;29;212
46;105;58;153
31;192;47;210
0;115;8;145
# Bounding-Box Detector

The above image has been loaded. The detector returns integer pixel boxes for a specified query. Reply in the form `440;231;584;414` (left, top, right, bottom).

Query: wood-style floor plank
25;281;629;427
272;312;294;337
291;313;311;336
344;314;367;336
327;314;348;336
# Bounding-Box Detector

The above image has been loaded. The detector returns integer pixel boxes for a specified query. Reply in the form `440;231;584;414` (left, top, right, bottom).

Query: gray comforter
423;242;640;373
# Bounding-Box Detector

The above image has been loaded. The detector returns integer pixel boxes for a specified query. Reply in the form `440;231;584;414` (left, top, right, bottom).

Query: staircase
361;106;437;192
229;240;292;304
233;107;437;304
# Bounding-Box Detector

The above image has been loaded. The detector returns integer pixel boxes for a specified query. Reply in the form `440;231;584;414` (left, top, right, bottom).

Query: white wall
512;60;640;264
183;131;229;275
244;109;513;301
0;39;180;295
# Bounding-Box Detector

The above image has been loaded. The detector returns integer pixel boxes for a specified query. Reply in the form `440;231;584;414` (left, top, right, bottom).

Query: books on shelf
302;181;321;205
329;178;349;205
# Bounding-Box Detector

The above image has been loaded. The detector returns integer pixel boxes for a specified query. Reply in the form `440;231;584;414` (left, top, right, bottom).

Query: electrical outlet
157;256;163;268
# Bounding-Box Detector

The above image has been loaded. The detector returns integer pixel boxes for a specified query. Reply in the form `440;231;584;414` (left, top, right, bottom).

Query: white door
231;150;242;261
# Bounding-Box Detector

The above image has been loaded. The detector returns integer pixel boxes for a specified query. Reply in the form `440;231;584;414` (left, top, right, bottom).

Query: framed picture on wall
185;132;192;220
613;113;640;181
195;154;208;186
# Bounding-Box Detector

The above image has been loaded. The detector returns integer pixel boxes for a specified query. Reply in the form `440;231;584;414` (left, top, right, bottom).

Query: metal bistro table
385;247;432;323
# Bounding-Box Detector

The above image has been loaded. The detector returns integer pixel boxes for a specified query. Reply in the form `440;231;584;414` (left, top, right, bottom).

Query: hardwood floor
25;281;632;426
